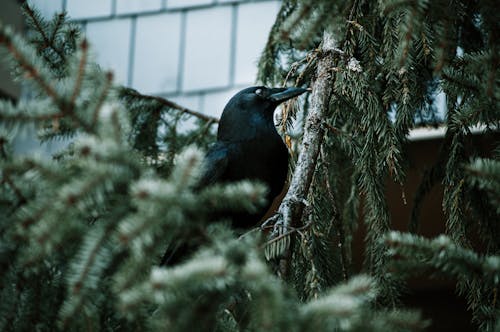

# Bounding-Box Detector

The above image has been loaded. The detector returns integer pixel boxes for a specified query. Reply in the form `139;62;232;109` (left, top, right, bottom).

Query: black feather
160;86;307;265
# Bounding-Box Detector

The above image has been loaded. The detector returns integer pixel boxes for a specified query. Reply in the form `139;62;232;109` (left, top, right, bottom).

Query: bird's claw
260;213;280;231
271;219;288;237
263;195;308;236
261;213;289;238
263;218;291;261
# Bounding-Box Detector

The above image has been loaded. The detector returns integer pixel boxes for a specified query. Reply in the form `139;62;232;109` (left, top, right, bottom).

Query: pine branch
280;3;313;41
466;158;500;213
320;146;348;281
385;230;500;329
1;1;498;330
0;28;58;101
267;31;337;259
257;1;297;85
0;99;64;123
0;27;97;134
385;231;500;298
22;3;66;62
119;88;219;124
60;224;114;329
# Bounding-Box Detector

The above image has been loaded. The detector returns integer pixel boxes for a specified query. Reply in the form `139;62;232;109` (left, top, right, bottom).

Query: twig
295;52;318;86
0;112;64;123
282;51;316;87
238;226;261;240
121;88;219;124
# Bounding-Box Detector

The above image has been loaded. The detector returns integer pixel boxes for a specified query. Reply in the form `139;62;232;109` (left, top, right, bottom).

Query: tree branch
270;30;338;248
120;88;219;124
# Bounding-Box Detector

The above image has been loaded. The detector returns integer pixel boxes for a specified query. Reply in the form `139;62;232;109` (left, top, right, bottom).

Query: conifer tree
0;1;498;332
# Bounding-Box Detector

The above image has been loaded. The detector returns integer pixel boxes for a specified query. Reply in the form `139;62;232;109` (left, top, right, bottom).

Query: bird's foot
270;219;288;238
264;216;292;261
260;213;280;231
263;195;309;236
263;196;313;260
260;212;288;238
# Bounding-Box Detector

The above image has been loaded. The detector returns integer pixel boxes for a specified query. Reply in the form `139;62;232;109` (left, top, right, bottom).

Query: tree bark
270;31;338;244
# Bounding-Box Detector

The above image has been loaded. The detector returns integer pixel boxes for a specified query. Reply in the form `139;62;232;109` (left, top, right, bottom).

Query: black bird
198;86;308;228
161;86;307;265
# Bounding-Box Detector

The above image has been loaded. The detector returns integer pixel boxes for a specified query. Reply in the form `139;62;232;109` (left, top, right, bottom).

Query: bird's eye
255;88;263;96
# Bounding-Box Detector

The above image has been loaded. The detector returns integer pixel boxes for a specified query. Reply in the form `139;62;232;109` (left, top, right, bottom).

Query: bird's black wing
160;143;229;266
196;142;229;189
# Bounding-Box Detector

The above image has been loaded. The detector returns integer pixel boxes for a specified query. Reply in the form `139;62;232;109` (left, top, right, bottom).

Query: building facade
29;0;280;119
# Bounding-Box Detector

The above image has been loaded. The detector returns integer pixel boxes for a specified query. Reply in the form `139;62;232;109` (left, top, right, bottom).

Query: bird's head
223;86;308;116
218;86;308;141
217;86;308;141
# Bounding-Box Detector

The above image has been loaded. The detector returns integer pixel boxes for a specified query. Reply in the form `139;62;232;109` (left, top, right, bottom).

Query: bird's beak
268;87;309;103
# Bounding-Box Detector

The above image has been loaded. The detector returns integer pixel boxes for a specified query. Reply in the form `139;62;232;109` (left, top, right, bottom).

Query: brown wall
353;132;499;331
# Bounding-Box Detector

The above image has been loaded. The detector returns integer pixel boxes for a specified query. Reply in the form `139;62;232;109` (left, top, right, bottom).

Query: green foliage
0;1;498;331
466;158;500;215
117;87;217;174
385;232;500;331
258;0;499;329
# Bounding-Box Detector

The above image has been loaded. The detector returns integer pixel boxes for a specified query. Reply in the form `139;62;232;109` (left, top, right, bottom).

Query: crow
198;86;308;227
161;86;308;265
